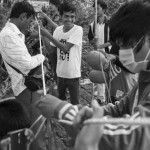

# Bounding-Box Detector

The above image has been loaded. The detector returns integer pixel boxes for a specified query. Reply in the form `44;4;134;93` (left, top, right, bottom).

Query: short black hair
58;2;76;16
109;0;150;50
0;99;30;139
9;1;35;19
93;0;107;10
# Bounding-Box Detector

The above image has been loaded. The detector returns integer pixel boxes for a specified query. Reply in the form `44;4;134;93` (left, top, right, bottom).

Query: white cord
35;17;46;95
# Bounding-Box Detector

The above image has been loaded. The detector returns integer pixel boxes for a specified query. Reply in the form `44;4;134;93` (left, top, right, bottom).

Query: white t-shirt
51;25;83;78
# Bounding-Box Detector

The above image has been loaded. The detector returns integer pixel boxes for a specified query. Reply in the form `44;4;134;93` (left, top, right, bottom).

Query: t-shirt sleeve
67;27;83;46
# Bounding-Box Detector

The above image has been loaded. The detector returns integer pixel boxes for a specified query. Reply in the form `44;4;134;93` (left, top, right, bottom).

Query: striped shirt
0;22;45;96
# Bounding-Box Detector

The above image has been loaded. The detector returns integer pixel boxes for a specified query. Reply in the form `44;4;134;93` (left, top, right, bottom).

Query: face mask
119;37;150;73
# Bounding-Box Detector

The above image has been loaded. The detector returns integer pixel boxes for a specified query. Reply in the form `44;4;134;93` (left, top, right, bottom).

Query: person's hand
73;105;93;129
40;12;49;20
106;54;116;61
24;129;34;143
74;100;104;150
34;93;63;118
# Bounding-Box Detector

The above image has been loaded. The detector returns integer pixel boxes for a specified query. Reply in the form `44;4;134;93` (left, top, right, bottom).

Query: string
36;18;46;95
99;54;112;104
92;0;98;102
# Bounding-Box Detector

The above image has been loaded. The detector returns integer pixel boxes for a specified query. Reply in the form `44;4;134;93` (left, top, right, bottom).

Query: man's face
61;11;76;29
20;14;34;33
134;35;150;62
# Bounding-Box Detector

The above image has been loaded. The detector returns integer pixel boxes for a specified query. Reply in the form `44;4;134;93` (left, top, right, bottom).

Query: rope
27;116;46;150
30;0;47;96
99;55;112;104
91;0;98;103
29;115;43;129
35;17;47;96
59;118;150;126
34;118;46;139
84;118;150;126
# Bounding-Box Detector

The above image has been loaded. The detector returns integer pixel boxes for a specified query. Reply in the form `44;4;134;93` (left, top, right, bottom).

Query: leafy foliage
0;0;127;99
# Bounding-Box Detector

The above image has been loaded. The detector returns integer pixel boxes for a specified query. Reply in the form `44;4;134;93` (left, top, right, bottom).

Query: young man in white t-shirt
41;2;83;104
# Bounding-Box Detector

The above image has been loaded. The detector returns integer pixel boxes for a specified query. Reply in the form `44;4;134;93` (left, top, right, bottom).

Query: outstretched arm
41;12;58;30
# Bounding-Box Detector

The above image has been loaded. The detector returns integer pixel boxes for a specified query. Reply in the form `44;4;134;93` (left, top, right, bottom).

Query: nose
67;17;72;22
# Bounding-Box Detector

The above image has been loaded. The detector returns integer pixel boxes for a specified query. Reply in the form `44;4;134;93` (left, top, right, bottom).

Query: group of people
1;0;150;150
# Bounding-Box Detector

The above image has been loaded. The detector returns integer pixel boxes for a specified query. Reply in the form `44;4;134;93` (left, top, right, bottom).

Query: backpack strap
5;61;25;76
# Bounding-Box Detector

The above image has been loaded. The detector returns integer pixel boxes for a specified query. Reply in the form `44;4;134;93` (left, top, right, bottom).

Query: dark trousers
50;51;57;82
15;88;47;150
57;77;80;105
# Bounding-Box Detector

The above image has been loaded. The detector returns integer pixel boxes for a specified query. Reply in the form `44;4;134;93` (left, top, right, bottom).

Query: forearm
41;29;69;53
35;94;80;120
97;42;111;49
42;37;54;54
46;16;58;29
22;54;45;70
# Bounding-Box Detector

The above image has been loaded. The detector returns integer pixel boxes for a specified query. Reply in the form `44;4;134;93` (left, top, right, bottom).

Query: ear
19;13;27;22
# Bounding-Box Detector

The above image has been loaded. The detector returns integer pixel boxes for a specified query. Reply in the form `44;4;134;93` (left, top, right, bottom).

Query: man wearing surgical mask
73;1;150;150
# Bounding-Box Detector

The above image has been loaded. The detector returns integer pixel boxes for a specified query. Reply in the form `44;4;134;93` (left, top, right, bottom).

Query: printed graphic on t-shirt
116;90;124;98
59;39;70;61
110;63;122;81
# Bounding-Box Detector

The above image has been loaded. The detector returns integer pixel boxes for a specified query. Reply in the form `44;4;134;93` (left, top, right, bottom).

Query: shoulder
74;25;83;32
54;25;63;32
0;26;11;37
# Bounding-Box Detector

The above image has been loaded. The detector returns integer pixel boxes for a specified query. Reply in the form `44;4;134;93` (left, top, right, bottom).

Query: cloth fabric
35;94;81;121
50;24;83;78
0;22;45;96
98;103;150;150
100;71;150;150
109;61;136;103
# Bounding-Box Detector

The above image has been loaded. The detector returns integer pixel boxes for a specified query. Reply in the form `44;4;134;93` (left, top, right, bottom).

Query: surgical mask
119;37;150;73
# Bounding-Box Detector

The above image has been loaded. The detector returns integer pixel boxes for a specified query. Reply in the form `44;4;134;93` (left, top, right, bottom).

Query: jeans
57;77;80;105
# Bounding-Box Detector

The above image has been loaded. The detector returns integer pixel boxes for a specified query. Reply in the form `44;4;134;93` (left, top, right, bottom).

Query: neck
9;19;23;33
63;25;74;32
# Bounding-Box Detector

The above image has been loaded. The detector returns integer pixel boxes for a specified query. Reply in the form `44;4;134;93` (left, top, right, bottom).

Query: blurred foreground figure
0;99;34;150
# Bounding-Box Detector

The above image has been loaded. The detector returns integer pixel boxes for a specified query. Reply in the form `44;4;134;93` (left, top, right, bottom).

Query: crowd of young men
1;0;150;150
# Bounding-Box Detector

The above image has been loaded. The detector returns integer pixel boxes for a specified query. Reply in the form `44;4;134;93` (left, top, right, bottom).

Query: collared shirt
0;22;45;96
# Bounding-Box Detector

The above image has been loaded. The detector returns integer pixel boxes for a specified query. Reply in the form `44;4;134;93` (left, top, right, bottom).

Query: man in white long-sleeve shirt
0;2;46;150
